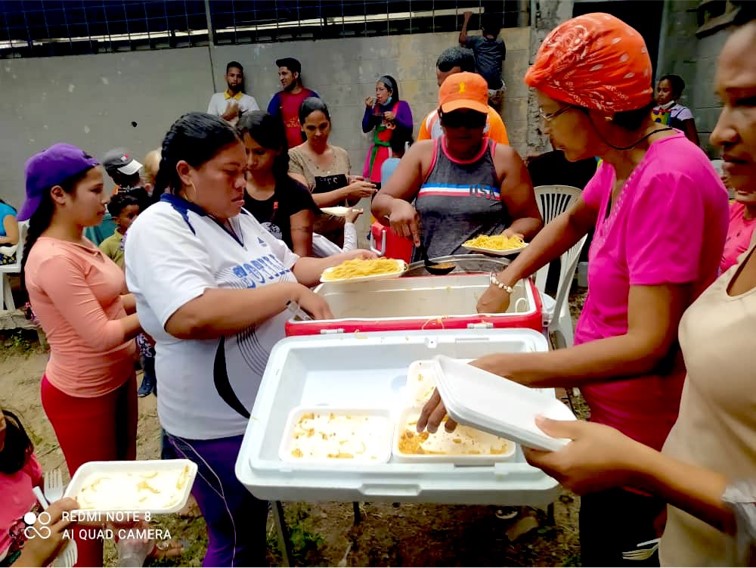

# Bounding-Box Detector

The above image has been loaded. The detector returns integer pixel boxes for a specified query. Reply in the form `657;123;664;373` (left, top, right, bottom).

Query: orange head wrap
524;13;653;113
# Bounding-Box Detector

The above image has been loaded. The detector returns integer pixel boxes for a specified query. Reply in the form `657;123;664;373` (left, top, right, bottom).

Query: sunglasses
439;110;487;129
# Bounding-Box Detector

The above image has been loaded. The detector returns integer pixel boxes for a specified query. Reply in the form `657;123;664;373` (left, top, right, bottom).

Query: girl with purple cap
19;143;142;567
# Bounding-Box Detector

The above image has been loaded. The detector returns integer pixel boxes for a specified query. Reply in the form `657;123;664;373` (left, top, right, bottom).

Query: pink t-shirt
720;201;756;273
0;453;42;562
576;133;729;451
25;237;137;397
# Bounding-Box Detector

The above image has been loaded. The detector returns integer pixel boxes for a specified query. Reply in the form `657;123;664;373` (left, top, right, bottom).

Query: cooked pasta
322;258;403;281
463;234;526;251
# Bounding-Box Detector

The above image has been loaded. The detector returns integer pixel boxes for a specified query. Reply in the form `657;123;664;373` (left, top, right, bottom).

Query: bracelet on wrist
489;272;514;294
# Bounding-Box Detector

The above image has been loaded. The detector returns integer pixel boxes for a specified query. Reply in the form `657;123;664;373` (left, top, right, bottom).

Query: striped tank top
414;137;510;260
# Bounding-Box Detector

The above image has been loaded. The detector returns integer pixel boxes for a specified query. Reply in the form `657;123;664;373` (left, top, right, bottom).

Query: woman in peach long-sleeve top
18;143;142;568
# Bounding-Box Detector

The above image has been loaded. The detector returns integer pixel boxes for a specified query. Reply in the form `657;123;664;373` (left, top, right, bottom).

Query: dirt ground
1;325;583;567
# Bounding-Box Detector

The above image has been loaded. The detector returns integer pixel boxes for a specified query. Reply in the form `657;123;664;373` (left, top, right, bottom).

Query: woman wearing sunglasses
372;72;542;261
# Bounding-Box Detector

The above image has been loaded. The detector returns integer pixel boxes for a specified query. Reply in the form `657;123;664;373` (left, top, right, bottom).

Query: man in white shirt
207;61;259;126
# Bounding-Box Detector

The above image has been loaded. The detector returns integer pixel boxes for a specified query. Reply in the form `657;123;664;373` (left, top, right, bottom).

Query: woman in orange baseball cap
372;71;542;262
417;13;731;566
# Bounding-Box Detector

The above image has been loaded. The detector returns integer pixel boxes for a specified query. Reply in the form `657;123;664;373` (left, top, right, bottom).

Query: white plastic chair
545;234;588;350
0;221;29;311
533;185;582;293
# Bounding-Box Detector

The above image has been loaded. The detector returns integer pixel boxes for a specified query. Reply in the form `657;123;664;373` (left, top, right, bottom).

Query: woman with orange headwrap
417;13;730;566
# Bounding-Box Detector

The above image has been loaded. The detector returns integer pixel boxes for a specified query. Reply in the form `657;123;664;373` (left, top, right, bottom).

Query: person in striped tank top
372;72;542;261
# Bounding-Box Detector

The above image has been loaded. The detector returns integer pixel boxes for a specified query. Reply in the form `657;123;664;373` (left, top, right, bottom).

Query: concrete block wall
656;0;728;156
0;27;531;208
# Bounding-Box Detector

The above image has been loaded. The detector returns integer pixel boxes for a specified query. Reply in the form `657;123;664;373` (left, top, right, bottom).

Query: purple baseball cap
19;143;100;221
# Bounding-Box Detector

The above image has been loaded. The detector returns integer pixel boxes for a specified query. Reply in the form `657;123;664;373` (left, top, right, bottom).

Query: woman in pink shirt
18;144;142;567
720;177;756;272
418;14;729;567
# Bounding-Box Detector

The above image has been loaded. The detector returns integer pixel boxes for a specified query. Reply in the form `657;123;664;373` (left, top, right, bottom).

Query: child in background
99;193;140;269
380;126;413;185
653;74;700;146
141;149;161;198
98;194;156;398
459;11;507;110
0;406;78;568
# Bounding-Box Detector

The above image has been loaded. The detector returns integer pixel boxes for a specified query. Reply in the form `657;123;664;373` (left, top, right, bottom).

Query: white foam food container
433;355;576;452
236;329;560;506
279;407;392;465
64;459;197;514
404;360;440;407
393;407;516;465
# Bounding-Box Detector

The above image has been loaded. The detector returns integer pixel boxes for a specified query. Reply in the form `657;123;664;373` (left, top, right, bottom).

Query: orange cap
439;72;489;114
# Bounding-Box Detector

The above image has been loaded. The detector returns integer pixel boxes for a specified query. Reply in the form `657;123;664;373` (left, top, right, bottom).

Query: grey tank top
414;137;510;260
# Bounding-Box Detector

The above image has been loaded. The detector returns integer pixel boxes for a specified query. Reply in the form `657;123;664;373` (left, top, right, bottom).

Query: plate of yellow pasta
320;257;408;283
462;234;528;256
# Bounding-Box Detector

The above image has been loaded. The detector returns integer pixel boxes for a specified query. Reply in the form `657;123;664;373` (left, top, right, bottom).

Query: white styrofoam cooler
236;329;560;506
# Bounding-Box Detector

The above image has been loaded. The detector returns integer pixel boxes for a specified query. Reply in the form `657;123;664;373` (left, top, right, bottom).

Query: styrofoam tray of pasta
279;407;393;464
64;459;197;513
393;407;516;464
320;258;407;283
462;234;528;256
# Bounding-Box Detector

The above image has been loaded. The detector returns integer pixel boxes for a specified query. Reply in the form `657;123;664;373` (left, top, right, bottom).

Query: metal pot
404;254;510;277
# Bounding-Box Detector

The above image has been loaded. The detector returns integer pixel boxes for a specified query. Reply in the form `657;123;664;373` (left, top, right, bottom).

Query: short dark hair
108;169;141;189
732;0;756;26
0;409;34;475
298;97;331;126
107;192;140;218
659;74;685;99
389;126;413;156
436;47;476;73
226;61;243;73
276;57;301;74
153;112;241;201
611;99;657;131
481;13;502;35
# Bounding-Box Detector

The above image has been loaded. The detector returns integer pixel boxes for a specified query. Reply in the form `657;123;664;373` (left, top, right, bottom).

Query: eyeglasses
539;105;574;122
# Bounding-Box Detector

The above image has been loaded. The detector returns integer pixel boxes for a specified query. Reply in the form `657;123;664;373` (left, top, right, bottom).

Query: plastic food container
285;273;542;336
235;329;559;506
64;459;197;514
434;355;576;452
279;407;392;465
392;407;516;465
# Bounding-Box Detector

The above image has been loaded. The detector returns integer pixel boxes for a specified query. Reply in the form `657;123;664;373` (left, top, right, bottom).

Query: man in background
460;11;507;111
207;61;260;127
102;149;149;207
417;46;509;144
267;57;320;148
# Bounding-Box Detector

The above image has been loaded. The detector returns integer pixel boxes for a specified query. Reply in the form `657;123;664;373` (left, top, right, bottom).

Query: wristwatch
489;272;514;294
